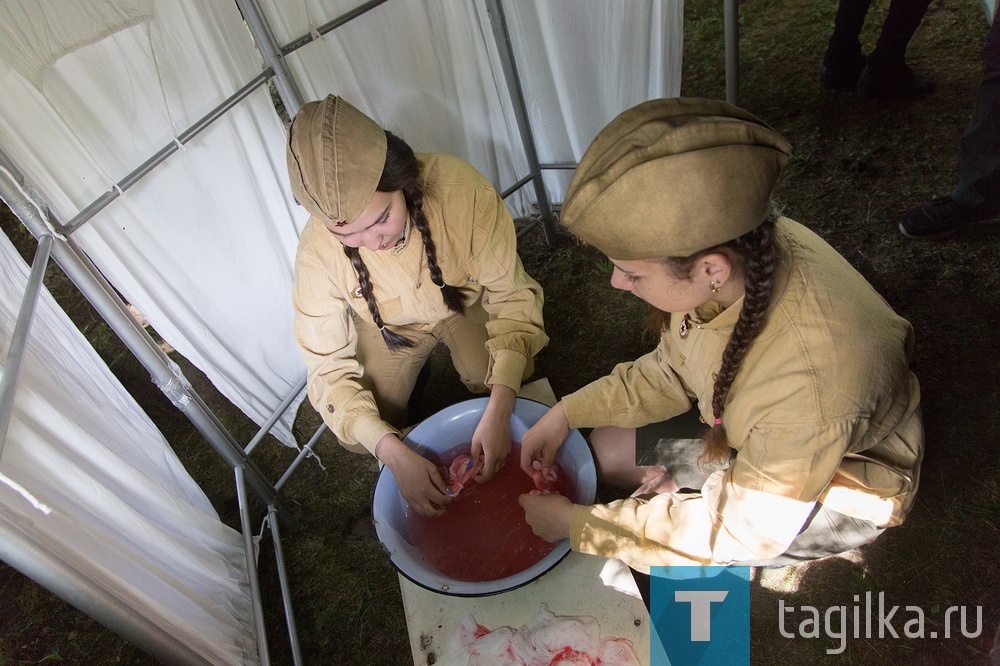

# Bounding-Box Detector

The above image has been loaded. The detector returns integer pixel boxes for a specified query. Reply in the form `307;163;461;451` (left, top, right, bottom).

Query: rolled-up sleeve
292;253;395;454
470;185;548;391
570;421;857;570
562;338;693;429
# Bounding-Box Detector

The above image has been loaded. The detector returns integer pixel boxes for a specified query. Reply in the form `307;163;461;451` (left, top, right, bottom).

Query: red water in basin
406;442;577;583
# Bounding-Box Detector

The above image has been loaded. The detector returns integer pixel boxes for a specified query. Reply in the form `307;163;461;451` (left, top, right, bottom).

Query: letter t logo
650;567;751;664
675;590;729;641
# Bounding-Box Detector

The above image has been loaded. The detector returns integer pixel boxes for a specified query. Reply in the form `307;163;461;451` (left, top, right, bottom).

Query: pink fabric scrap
446;454;484;497
529;460;560;495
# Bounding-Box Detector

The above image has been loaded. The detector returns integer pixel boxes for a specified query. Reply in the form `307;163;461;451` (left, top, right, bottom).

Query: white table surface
400;551;651;665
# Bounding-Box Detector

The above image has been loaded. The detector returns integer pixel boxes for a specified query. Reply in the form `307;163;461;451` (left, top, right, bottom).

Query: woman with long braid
518;98;923;568
289;96;547;517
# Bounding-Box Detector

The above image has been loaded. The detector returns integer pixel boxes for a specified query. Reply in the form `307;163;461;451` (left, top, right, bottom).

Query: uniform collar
389;214;414;256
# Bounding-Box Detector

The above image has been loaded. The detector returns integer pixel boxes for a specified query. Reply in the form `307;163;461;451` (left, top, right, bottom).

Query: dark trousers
954;17;1000;209
824;0;933;69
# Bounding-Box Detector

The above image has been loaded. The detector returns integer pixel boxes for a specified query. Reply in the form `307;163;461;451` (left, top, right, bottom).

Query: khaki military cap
286;95;387;227
561;97;792;259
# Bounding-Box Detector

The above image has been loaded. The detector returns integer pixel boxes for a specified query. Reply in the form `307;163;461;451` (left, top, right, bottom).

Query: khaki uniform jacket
562;218;923;570
293;153;547;454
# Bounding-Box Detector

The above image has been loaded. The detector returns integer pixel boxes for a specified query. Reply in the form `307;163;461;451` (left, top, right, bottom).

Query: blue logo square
649;566;751;665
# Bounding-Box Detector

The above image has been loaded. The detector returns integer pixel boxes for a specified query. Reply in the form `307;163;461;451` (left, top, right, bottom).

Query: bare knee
590;426;638;484
590;425;669;492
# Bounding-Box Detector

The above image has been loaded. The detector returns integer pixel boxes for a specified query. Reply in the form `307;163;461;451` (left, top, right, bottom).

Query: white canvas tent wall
0;228;258;663
0;0;744;662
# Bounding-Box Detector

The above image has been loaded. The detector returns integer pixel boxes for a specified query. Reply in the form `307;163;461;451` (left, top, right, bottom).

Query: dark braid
406;183;465;315
346;130;463;352
701;213;777;465
655;208;779;466
344;246;415;352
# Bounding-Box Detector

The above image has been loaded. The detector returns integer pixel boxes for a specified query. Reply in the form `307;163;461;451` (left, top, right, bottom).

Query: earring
710;281;720;294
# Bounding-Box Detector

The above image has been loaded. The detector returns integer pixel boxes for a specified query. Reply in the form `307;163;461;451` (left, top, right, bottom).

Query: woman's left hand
518;493;573;542
470;384;516;482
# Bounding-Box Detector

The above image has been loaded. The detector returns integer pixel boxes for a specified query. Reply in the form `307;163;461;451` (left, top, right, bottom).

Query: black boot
857;62;934;98
820;52;867;91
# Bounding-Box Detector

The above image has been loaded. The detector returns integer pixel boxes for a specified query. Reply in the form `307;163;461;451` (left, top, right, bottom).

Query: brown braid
405;183;465;315
343;131;466;351
651;208;779;466
700;214;777;465
344;246;415;352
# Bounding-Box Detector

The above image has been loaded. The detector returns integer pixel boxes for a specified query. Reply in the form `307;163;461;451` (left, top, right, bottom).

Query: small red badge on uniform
679;314;691;339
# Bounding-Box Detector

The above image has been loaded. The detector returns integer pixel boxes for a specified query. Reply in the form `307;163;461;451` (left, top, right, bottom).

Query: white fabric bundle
445;603;641;666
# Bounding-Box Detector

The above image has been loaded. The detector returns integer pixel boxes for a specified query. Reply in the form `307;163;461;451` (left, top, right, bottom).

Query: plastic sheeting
257;0;683;216
0;229;257;665
0;0;308;447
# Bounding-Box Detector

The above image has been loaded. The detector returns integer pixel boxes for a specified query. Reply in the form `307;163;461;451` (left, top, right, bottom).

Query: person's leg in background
953;15;1000;210
821;0;873;90
856;0;935;96
900;15;1000;237
821;0;934;96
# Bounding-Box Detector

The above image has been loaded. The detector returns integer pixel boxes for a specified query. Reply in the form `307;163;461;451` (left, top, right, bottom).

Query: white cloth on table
445;603;640;666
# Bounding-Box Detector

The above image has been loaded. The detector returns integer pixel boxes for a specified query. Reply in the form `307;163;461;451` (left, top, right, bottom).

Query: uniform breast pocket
666;341;687;368
445;258;479;287
376;297;403;323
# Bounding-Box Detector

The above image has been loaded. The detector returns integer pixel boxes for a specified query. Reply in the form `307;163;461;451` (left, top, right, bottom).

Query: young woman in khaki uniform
288;96;547;517
518;98;923;569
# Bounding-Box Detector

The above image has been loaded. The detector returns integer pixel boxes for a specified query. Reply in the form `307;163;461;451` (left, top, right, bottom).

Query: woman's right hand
375;434;451;517
520;401;570;476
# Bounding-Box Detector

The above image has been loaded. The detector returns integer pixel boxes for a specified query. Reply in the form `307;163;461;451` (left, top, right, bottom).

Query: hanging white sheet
259;0;535;212
0;229;256;664
256;0;683;216
503;0;684;203
0;0;308;447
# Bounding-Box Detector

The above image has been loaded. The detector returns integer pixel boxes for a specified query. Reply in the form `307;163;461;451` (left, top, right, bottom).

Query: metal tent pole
234;0;307;117
245;378;306;456
274;424;326;491
267;504;304;665
0;158;290;516
724;0;740;105
280;0;392;56
235;465;271;666
62;71;273;236
485;0;558;245
0;233;52;461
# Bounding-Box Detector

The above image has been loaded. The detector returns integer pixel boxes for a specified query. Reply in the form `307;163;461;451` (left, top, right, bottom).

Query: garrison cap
286;95;387;227
561;97;792;259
